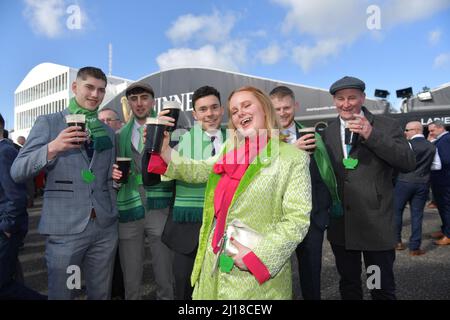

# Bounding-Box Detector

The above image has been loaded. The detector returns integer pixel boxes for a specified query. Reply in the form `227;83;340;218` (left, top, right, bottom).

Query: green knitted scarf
295;122;343;218
116;114;174;223
173;125;226;223
68;98;112;152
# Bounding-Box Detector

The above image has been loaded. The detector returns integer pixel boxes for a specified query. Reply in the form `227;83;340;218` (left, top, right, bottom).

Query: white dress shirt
409;133;442;171
132;120;144;152
282;123;297;145
339;111;364;158
204;129;223;154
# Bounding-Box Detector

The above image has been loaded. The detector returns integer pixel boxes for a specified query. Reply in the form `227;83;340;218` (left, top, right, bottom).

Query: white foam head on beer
146;117;171;126
162;100;181;110
65;114;86;123
299;127;315;133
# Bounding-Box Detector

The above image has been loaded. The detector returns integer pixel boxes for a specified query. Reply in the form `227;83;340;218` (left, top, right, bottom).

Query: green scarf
173;125;226;223
68;98;112;152
116;113;174;223
295;122;343;218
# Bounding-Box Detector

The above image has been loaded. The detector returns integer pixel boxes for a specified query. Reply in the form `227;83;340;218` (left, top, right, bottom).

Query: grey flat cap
329;76;365;95
125;81;155;97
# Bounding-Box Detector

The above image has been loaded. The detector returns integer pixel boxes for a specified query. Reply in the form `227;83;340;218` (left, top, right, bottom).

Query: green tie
138;126;144;152
346;144;351;157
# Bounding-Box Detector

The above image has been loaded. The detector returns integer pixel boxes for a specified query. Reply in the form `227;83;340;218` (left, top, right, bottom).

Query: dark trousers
331;244;396;300
295;222;325;300
0;230;46;300
111;248;125;299
431;184;450;237
394;181;428;250
173;250;196;300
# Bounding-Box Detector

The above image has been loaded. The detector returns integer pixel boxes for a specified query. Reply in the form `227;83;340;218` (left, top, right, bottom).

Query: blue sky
1;0;450;130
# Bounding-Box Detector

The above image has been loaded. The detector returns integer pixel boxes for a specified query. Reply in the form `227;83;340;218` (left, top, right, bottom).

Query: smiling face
192;95;224;131
71;75;106;111
333;88;365;121
229;90;267;137
271;95;297;129
128;92;154;121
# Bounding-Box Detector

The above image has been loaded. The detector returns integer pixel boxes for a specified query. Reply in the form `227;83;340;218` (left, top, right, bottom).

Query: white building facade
13;62;132;140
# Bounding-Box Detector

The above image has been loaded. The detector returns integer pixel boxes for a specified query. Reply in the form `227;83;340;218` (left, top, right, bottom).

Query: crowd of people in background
1;66;449;300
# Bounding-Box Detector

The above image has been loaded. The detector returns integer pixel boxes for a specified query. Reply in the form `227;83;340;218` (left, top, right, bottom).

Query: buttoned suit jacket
11;109;118;235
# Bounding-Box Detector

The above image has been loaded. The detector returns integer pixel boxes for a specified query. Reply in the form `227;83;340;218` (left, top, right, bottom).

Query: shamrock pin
81;169;96;183
342;157;358;170
219;253;234;273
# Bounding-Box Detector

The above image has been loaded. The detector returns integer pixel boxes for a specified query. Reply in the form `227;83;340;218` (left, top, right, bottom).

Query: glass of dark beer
116;157;131;183
65;114;86;144
162;100;181;132
145;117;170;154
345;127;358;146
298;127;316;152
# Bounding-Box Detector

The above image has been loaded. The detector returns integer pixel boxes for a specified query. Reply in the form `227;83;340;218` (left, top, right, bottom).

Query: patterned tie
138;126;144;152
210;136;216;156
282;130;294;144
346;144;352;157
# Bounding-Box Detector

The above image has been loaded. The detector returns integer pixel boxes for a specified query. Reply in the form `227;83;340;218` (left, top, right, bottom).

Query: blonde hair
226;86;281;145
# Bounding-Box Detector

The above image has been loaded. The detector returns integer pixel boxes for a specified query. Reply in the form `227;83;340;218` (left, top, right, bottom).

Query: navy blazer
0;139;28;234
431;132;450;187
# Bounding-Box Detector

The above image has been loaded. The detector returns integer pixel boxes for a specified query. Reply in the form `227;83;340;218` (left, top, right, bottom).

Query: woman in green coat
152;86;312;299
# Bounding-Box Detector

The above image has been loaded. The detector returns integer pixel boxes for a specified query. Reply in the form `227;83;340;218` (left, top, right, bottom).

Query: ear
71;81;77;94
192;110;198;121
295;101;300;110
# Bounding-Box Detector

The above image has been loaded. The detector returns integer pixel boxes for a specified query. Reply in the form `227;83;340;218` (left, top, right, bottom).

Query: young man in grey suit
322;76;415;300
11;67;118;300
113;82;174;300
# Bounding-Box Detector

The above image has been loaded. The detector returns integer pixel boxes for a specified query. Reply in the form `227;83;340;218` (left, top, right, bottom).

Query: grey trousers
45;219;118;300
118;207;174;300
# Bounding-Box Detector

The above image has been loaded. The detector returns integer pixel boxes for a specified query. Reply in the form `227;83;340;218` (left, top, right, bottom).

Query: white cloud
433;53;450;69
156;42;247;72
429;29;441;45
383;0;450;27
166;11;236;45
273;0;366;40
272;0;450;72
272;0;366;72
159;11;246;72
257;44;284;65
292;39;343;72
23;0;65;38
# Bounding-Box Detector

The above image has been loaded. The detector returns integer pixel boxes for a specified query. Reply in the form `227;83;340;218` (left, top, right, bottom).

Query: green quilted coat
164;138;312;299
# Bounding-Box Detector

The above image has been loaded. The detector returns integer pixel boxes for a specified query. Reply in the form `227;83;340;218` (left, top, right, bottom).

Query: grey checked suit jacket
11;109;118;235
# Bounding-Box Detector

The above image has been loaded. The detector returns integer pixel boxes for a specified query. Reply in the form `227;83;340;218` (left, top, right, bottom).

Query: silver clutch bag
224;219;263;256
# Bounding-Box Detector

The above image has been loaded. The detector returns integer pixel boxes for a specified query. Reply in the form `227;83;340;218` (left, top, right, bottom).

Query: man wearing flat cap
322;76;415;300
112;82;174;299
